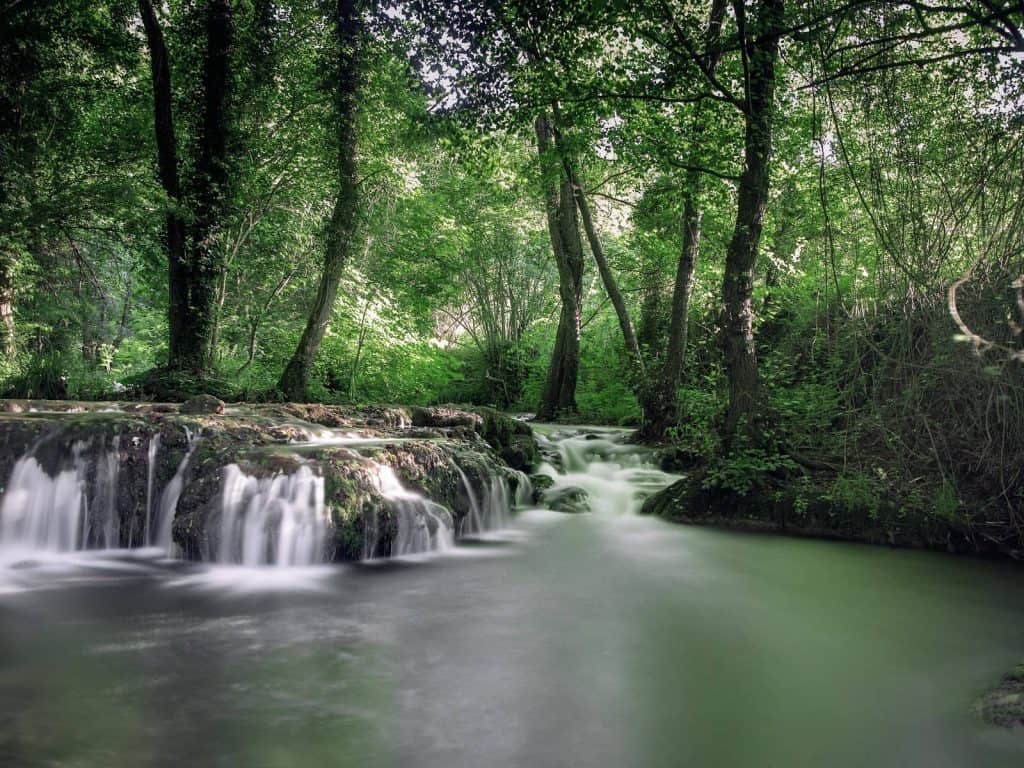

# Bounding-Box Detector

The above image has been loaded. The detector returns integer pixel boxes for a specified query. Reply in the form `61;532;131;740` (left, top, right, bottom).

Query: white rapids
534;425;680;516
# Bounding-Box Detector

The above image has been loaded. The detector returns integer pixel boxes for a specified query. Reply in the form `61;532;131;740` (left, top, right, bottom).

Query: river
1;425;1022;767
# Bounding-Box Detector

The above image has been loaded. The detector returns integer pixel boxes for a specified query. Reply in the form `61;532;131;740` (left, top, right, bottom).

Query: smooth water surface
1;432;1023;767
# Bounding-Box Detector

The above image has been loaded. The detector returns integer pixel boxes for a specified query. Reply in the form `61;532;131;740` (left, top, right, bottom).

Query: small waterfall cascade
0;437;122;555
508;469;534;507
137;432;161;547
454;464;484;536
482;473;511;531
369;462;454;557
88;436;120;549
154;428;198;554
535;427;679;515
217;464;330;566
453;462;528;537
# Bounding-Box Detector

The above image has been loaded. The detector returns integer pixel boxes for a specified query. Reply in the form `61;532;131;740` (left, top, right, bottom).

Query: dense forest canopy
2;1;1023;535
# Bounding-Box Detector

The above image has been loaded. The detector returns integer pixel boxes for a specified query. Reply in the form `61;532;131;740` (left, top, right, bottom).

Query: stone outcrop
0;400;538;562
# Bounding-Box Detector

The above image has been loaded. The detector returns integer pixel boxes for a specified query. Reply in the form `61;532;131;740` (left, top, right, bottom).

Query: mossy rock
545;486;590;514
180;394;226;415
976;665;1024;728
641;466;975;553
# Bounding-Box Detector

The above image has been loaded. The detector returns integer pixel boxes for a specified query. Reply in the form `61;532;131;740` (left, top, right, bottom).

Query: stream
1;424;1023;767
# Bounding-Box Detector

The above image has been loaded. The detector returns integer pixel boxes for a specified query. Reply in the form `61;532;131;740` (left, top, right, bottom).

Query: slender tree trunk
719;0;784;443
565;159;644;377
278;0;362;401
348;299;370;400
641;0;728;440
0;253;15;357
535;113;584;420
138;0;188;369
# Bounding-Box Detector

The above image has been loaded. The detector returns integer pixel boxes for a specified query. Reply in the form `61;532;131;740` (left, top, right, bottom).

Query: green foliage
665;386;721;455
825;472;884;520
701;445;798;497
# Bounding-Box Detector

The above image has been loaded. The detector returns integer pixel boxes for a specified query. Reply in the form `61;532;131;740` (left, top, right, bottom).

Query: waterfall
509;469;534;507
154;429;197;554
217;464;329;566
370;462;453;556
89;437;120;549
453;461;524;537
0;455;85;553
454;464;484;536
138;433;161;547
482;474;510;531
536;428;679;515
0;437;122;554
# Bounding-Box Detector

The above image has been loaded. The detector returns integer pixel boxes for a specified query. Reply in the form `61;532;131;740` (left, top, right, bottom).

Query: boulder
180;394;226;415
976;664;1024;728
545;485;590;514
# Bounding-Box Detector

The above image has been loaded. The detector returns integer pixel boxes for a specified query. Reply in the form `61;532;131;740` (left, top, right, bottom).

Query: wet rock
545;486;590;514
657;446;703;473
412;406;483;430
180;394;225;415
530;474;554;494
0;401;25;413
976;665;1024;728
0;401;531;563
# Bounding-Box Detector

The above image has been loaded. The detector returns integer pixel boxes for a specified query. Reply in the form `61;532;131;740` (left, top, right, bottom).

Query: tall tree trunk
138;0;188;369
535;114;584;420
641;0;728;440
719;0;784;443
172;0;234;375
278;0;362;401
0;253;14;357
565;159;644;377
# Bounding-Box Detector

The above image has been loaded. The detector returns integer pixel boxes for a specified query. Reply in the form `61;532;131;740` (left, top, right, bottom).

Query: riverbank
640;458;1024;561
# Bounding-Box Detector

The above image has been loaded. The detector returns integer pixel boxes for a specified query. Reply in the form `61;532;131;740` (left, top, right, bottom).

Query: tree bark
565;159;644;377
641;0;728;440
719;0;784;443
138;0;188;369
173;0;234;374
278;0;362;401
535;113;584;420
0;253;15;357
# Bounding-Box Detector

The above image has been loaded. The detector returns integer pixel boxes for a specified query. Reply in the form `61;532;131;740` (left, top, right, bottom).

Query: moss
642;467;984;555
0;401;532;562
976;664;1024;728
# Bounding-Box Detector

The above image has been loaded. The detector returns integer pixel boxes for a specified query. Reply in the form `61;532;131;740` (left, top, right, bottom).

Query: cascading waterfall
217;464;330;566
137;432;161;547
370;462;454;556
154;429;197;554
0;437;122;554
536;428;679;515
454;464;484;536
0;453;86;553
453;462;528;537
86;436;120;549
508;469;534;507
483;473;511;531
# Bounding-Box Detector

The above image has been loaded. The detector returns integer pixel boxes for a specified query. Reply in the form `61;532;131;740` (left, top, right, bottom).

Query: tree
718;0;785;442
139;0;235;377
535;113;586;418
278;0;364;401
640;0;728;439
